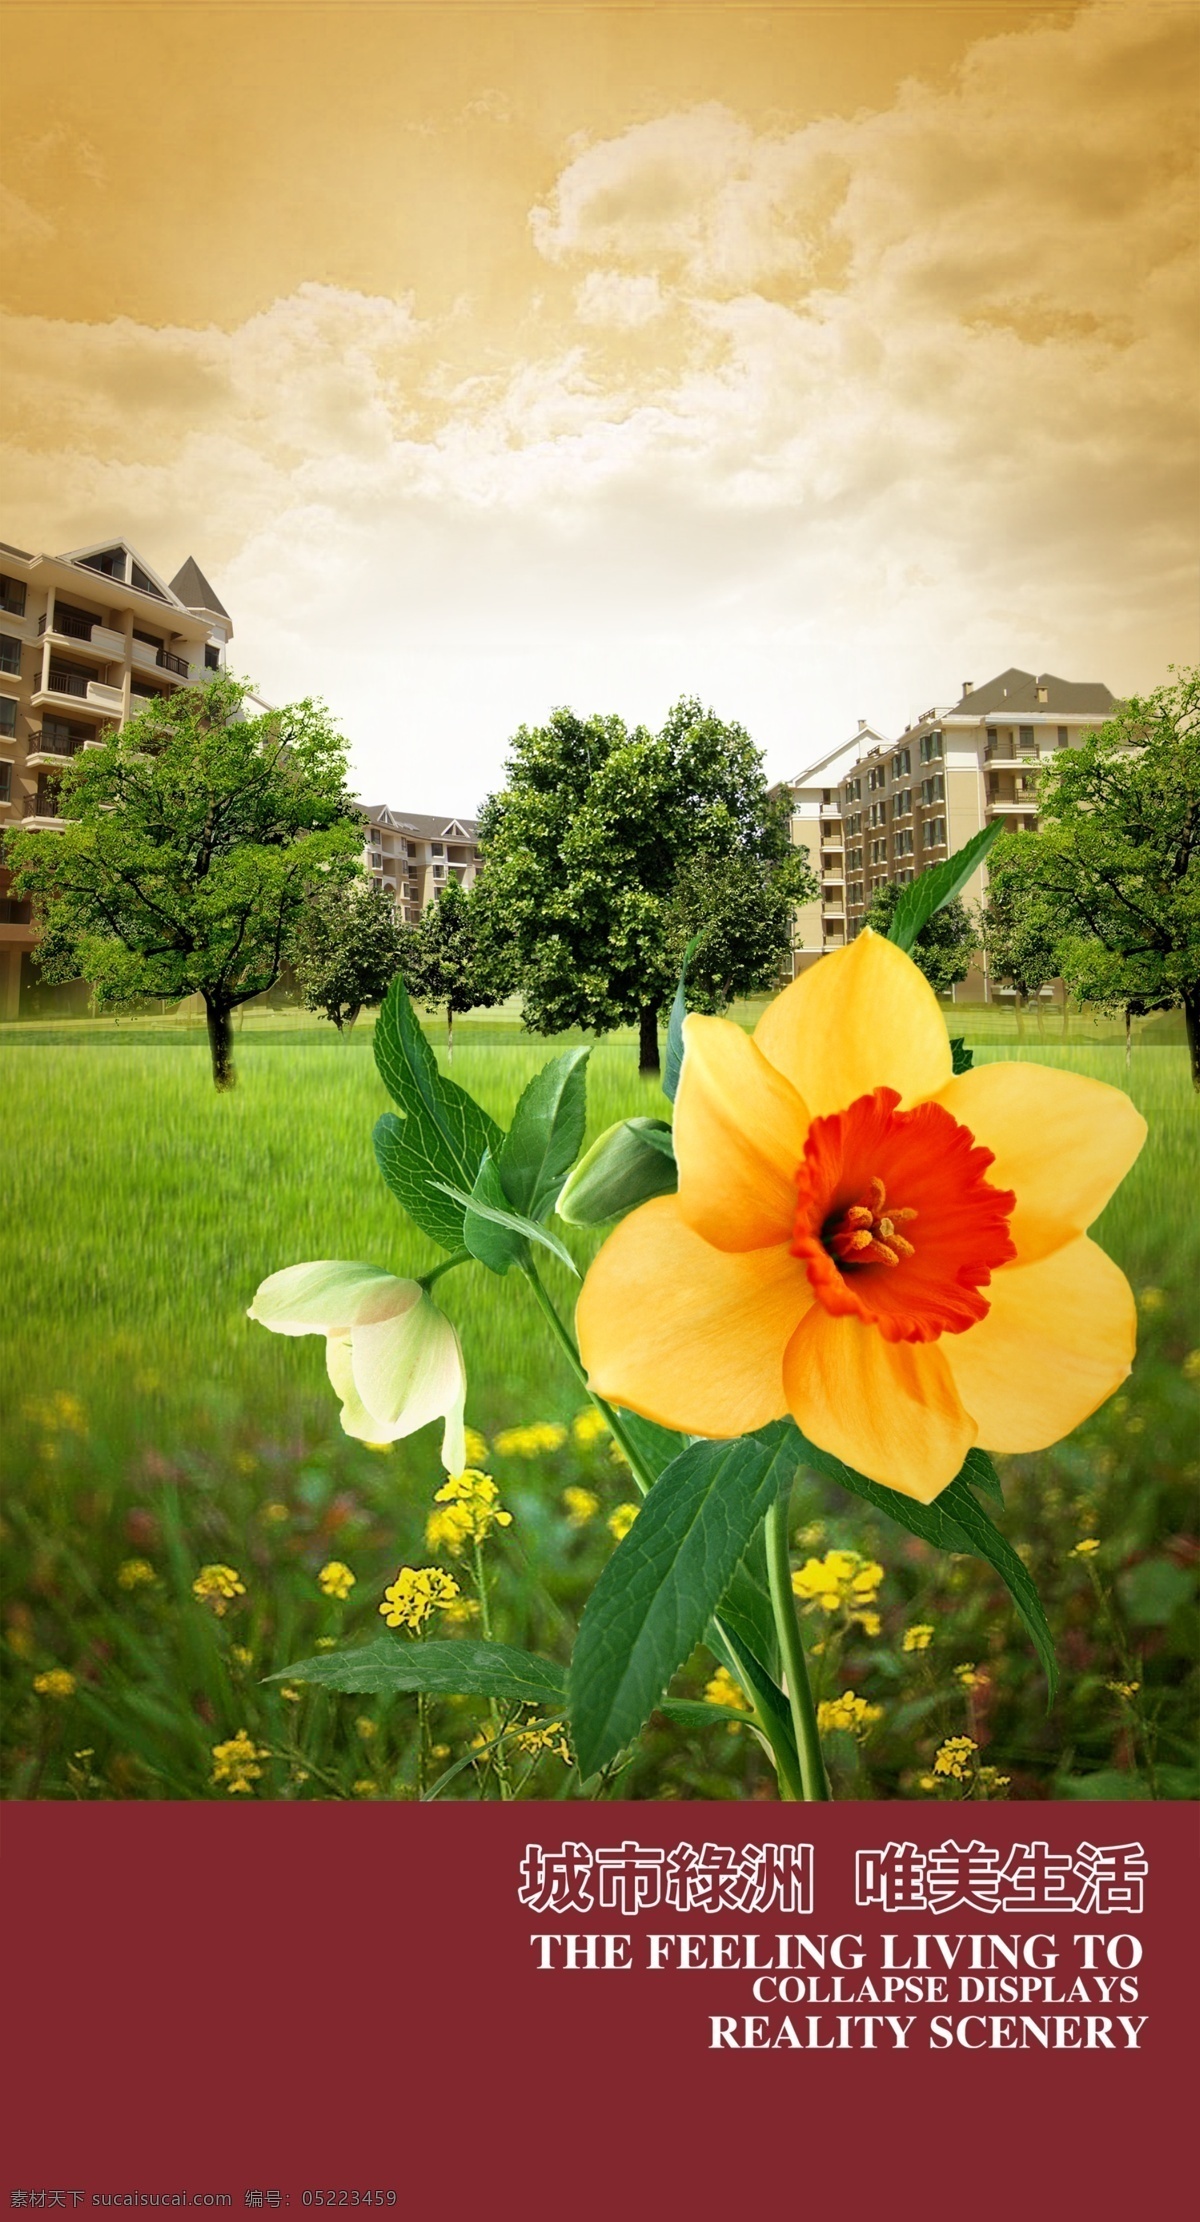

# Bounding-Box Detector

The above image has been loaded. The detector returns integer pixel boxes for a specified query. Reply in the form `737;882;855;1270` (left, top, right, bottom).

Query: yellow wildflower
379;1565;461;1633
439;1593;481;1627
279;1684;303;1704
817;1691;883;1737
425;1470;512;1556
1107;1679;1141;1700
117;1558;157;1591
260;1502;290;1525
1071;1538;1101;1558
33;1668;77;1699
192;1563;246;1616
352;1779;378;1798
855;1610;882;1638
953;1663;991;1692
794;1521;826;1549
1181;1349;1200;1382
318;1559;356;1601
315;1636;337;1650
572;1408;610;1450
230;1645;254;1669
903;1623;935;1652
792;1550;884;1619
492;1422;568;1458
703;1666;750;1713
561;1486;600;1528
464;1426;490;1466
513;1717;572;1763
933;1734;978;1780
210;1728;267;1795
976;1766;1011;1798
23;1390;88;1435
607;1502;640;1542
1137;1287;1167;1313
355;1716;379;1740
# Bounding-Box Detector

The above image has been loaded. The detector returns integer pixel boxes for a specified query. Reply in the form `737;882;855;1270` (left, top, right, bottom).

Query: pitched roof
781;723;891;788
169;556;230;622
952;669;1115;716
359;806;480;839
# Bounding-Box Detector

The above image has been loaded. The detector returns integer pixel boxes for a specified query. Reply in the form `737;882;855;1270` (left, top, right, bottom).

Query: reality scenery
1;1;1196;1802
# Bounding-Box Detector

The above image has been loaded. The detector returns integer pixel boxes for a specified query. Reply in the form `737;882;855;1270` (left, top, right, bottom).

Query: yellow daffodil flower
577;933;1145;1503
248;1261;466;1474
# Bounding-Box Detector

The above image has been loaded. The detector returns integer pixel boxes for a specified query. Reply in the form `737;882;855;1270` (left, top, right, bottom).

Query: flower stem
418;1247;471;1291
521;1257;806;1800
764;1491;830;1802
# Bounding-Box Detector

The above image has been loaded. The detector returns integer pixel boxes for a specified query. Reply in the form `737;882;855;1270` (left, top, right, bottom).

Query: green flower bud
556;1117;677;1226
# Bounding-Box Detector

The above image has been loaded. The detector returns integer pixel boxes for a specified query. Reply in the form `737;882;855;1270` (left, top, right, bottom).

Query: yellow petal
674;1012;810;1251
783;1306;976;1502
933;1063;1147;1263
754;931;953;1115
575;1195;810;1437
942;1238;1136;1452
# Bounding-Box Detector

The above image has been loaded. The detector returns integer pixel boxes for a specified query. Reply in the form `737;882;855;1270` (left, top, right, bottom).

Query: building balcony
985;798;1039;816
32;675;124;718
37;616;127;661
22;792;66;824
131;640;193;683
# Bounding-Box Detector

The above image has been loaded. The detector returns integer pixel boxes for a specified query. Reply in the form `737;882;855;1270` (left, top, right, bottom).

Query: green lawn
2;1000;1196;1802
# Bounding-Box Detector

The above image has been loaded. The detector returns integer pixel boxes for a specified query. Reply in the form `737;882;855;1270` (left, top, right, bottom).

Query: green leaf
717;1554;780;1682
712;1620;801;1788
556;1117;678;1225
662;934;702;1103
462;1150;527;1277
497;1048;590;1221
963;1447;1004;1504
949;1035;975;1074
271;1637;566;1706
373;1112;468;1253
887;822;1003;954
373;975;500;1248
434;1175;580;1275
785;1422;1054;1698
654;1698;755;1732
568;1423;803;1777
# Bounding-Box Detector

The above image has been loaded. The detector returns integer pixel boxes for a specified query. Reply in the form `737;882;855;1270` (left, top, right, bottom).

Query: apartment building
775;719;891;973
359;806;483;924
779;668;1116;994
0;536;231;1018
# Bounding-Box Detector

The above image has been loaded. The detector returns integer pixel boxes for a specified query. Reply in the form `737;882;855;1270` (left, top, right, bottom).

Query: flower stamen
825;1175;918;1270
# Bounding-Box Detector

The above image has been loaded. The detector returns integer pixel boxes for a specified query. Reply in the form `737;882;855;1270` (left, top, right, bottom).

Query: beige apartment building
0;536;231;1019
359;806;483;924
778;668;1116;996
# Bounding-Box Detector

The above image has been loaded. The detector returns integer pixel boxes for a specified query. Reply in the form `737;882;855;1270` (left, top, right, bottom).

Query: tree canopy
402;876;512;1053
294;874;407;1031
5;675;362;1087
985;668;1200;1085
475;697;816;1070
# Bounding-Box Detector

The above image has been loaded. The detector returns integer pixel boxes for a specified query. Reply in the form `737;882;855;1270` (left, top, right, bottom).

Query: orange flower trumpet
577;932;1146;1502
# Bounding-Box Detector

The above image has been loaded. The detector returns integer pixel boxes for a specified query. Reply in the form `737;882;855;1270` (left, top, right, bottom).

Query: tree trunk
1184;985;1200;1093
446;1004;454;1060
205;997;237;1091
1125;1005;1133;1071
639;1003;660;1076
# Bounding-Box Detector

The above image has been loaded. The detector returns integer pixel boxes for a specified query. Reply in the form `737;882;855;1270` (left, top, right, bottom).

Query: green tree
864;880;979;995
989;669;1200;1086
295;874;407;1031
403;876;511;1055
5;675;361;1088
476;697;812;1072
977;853;1062;1030
666;845;818;1011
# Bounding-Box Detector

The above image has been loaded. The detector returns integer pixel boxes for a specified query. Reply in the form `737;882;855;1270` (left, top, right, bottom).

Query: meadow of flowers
2;1001;1196;1800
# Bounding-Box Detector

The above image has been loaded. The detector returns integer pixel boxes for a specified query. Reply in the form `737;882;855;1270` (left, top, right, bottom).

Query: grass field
2;999;1196;1801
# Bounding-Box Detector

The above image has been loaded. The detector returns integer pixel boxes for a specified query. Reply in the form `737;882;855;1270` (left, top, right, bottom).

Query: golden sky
3;1;1198;806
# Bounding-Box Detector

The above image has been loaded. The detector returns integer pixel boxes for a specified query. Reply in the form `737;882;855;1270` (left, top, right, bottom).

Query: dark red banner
3;1801;1196;2215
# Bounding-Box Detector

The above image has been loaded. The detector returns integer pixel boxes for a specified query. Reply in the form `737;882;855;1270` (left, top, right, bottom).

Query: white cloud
3;5;1196;808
